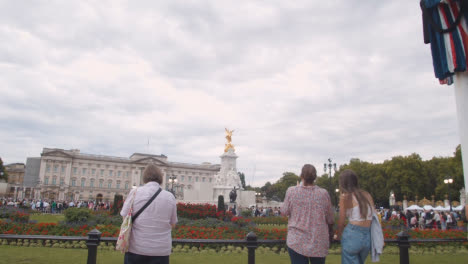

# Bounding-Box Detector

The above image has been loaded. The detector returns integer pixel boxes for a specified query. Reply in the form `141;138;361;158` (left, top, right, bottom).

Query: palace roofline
41;148;220;170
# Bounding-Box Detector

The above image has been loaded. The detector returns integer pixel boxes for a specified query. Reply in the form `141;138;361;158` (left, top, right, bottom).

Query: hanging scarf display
421;0;468;85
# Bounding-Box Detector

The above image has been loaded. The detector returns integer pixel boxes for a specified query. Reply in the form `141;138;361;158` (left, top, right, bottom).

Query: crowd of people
379;207;463;230
0;197;112;213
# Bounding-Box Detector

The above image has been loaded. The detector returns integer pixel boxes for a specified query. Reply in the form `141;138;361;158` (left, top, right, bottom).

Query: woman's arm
120;188;136;218
335;193;348;240
280;188;291;217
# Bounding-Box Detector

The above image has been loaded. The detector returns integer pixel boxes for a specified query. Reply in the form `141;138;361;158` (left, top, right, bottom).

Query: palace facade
36;148;220;202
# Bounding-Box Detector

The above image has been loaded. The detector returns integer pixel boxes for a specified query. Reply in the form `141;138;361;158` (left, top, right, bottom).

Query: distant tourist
335;169;376;264
120;163;177;264
281;164;334;264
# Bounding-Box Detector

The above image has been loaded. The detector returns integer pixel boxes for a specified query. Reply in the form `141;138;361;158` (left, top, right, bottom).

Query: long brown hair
339;169;372;219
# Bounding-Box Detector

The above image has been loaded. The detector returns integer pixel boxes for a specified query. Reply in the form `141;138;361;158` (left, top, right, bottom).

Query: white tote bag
116;189;137;253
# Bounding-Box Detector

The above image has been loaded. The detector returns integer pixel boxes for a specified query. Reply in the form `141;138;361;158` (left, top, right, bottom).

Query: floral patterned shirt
281;185;334;257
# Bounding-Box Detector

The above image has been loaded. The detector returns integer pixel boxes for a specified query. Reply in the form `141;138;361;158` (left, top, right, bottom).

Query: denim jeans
287;247;325;264
341;224;371;264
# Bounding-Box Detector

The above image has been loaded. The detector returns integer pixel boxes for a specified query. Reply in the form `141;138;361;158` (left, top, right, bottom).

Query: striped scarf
421;0;468;85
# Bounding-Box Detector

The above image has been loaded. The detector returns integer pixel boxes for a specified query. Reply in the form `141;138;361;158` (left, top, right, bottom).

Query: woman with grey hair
120;163;177;264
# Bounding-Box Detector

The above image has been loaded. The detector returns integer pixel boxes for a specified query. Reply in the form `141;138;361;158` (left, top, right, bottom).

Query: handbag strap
131;187;162;222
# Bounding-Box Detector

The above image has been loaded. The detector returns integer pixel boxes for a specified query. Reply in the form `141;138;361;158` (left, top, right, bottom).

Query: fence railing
0;230;467;264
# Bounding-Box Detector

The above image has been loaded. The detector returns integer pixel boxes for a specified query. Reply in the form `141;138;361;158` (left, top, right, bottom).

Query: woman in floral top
281;164;335;264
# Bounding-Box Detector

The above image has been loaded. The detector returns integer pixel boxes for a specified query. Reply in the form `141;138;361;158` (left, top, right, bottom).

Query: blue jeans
341;224;371;264
287;247;325;264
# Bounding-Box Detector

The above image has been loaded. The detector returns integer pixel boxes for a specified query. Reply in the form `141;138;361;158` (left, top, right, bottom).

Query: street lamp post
335;188;340;208
444;177;454;211
168;176;178;198
324;158;337;206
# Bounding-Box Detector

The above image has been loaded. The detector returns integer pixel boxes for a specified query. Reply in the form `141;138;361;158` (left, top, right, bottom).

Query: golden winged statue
224;128;235;152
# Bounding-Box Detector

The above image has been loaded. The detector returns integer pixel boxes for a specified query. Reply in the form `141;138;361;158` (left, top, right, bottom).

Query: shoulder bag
116;187;162;253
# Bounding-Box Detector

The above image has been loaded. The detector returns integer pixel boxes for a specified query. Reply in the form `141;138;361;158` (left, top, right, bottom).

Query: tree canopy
255;145;464;207
0;158;7;182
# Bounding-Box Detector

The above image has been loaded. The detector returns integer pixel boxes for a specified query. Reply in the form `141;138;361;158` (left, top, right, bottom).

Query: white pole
455;72;468;201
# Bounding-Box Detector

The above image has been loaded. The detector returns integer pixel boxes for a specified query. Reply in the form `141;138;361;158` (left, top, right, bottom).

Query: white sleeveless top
346;195;372;221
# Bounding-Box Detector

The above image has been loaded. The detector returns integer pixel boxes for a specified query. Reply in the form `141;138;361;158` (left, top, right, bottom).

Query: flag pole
455;73;468;199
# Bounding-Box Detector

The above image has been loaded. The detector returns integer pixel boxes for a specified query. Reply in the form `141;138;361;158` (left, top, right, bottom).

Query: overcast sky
0;1;461;186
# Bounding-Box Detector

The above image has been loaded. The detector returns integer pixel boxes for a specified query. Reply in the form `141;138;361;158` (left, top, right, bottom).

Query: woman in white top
335;169;375;264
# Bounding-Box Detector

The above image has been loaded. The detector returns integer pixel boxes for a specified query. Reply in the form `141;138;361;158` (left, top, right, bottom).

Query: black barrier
0;232;467;264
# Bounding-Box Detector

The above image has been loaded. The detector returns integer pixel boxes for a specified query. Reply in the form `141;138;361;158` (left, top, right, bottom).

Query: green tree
111;194;124;215
238;172;246;189
0;158;7;181
217;195;225;212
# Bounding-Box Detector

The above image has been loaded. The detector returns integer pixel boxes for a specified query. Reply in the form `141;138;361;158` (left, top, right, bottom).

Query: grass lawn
0;246;467;264
29;214;64;223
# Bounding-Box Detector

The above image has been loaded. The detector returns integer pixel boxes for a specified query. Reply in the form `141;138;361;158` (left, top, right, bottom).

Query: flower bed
0;207;30;223
177;203;217;220
383;228;467;240
0;222;119;237
250;216;288;225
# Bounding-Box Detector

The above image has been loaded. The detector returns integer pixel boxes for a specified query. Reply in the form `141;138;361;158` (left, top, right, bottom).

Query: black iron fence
0;230;467;264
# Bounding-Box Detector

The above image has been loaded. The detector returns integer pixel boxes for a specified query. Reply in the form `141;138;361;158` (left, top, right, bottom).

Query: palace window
99;180;103;188
109;170;113;177
100;169;104;176
181;176;185;181
92;169;95;175
73;167;77;174
116;181;121;189
44;177;49;185
126;171;130;177
82;168;87;175
60;178;64;186
108;180;112;189
54;165;58;173
195;177;199;182
118;171;121;177
71;179;76;187
46;165;51;173
52;177;57;185
125;182;129;189
188;176;192;182
90;179;95;188
209;178;212;183
81;179;85;187
202;177;205;182
61;166;65;174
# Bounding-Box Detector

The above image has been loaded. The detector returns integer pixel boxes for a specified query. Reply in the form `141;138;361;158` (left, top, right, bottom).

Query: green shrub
63;208;92;223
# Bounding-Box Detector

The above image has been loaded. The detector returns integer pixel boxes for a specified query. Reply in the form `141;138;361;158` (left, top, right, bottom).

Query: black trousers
124;252;169;264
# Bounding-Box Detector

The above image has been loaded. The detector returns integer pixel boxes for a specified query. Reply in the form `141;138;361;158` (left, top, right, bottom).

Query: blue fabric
287;247;326;264
341;224;371;264
424;0;444;8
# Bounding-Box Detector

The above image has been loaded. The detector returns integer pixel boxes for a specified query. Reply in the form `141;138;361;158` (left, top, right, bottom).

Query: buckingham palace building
33;148;221;202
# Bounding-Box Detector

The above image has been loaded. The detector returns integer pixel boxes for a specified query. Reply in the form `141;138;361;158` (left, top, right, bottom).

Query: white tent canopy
453;205;464;211
406;205;423;211
434;205;449;211
423;205;434;211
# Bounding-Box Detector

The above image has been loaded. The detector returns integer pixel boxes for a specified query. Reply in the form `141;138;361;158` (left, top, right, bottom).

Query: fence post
246;232;258;264
397;230;410;264
86;229;102;264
